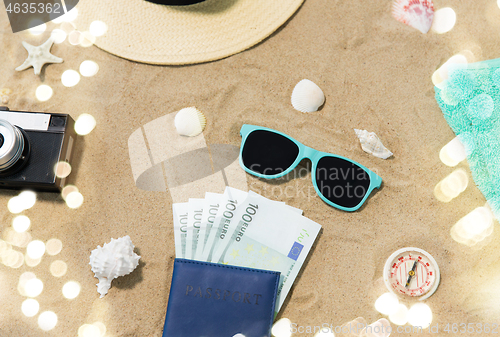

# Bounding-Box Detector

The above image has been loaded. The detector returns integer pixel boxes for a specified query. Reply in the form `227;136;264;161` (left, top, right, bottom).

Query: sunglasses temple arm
370;172;383;188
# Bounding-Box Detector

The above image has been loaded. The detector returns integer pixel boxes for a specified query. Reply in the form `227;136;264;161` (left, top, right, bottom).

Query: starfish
16;37;63;75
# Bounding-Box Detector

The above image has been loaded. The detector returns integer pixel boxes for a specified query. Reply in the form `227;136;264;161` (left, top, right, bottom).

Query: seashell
89;235;141;298
174;107;206;137
392;0;434;34
354;129;393;159
1;96;9;104
291;79;325;113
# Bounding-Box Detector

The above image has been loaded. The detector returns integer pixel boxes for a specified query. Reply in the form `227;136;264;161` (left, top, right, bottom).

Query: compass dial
383;247;440;301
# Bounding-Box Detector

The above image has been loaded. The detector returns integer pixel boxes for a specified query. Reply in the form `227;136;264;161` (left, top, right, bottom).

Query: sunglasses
239;124;382;211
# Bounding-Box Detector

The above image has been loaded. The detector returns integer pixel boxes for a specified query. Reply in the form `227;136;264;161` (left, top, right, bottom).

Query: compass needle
405;259;419;288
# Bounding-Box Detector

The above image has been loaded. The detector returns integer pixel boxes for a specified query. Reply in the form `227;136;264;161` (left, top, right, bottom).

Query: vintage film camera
0;108;76;192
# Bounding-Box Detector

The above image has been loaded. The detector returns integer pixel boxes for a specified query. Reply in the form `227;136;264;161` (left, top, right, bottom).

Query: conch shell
89;235;141;298
354;129;393;159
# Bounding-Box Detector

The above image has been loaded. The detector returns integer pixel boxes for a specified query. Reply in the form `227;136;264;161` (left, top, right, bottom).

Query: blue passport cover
162;258;280;337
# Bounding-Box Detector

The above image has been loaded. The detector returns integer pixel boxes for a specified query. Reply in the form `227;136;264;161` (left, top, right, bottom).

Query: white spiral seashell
89;235;141;298
174;107;207;137
291;79;325;113
354;129;393;159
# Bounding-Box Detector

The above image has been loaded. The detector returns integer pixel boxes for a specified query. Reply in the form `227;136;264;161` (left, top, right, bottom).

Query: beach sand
0;0;499;336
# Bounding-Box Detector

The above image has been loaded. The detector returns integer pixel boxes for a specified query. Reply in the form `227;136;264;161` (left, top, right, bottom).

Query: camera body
0;108;76;192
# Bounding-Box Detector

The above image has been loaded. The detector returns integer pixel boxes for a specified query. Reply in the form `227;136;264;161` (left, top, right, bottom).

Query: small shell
291;79;325;113
174;107;206;137
392;0;434;34
89;235;141;298
354;129;393;159
1;96;9;104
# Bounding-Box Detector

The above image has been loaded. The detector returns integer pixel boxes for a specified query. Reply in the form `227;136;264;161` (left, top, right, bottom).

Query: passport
162;258;280;337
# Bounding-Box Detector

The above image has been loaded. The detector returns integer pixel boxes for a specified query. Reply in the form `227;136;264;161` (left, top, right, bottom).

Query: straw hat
75;0;304;65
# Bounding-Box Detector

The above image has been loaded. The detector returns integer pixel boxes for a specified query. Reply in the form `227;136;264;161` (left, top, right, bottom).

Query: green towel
435;58;500;219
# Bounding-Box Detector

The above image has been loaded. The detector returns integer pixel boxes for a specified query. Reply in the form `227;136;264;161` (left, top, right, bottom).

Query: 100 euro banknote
212;191;321;311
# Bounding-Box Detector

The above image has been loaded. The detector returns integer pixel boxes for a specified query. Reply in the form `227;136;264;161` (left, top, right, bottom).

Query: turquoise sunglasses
239;124;382;211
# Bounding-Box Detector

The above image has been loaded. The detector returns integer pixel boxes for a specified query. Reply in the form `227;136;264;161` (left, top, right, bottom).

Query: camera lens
0;120;26;172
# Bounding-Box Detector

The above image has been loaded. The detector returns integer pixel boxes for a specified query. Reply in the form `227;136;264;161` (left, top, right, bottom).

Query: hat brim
75;0;304;65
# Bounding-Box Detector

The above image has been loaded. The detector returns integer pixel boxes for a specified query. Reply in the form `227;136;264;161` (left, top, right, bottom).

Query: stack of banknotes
172;187;322;312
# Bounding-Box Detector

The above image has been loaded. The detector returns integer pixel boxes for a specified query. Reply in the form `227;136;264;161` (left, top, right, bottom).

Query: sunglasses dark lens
315;156;371;208
242;130;299;176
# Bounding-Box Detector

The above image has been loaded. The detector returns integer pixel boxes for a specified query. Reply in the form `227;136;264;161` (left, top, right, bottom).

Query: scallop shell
392;0;434;34
89;235;141;298
354;129;393;159
291;79;325;113
174;107;206;137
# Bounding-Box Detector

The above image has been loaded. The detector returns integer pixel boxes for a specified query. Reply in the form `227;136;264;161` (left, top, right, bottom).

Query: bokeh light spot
54;161;72;178
38;311;58;331
11;251;24;268
27;240;45;259
451;205;494;246
4;227;32;247
18;272;36;296
407;303;432;329
93;322;107;336
271;318;292;337
434;169;468;202
75;113;97;135
51;28;67;44
68;30;81;45
3;249;23;267
81;323;101;337
389;303;409;326
35;84;53;102
440;136;466;167
80;61;99;77
375;292;399;316
25;277;43;297
66;191;84;209
13;215;31;233
62;281;81;299
79;31;96;48
22;299;40;317
25;255;42;267
8;197;25;214
61;70;81;87
62;185;79;201
46;239;63;256
89;21;108;37
19;191;36;209
50;260;68;277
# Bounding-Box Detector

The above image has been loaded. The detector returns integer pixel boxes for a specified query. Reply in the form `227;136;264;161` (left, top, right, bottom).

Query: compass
383;247;440;301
